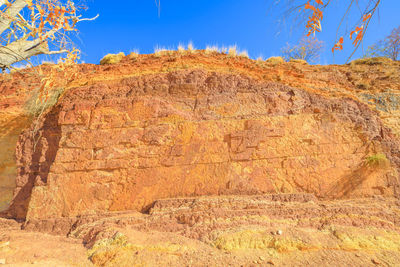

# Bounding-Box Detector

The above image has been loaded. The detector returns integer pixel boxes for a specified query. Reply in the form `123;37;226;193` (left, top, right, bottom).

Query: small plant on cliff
228;46;238;57
205;45;219;55
266;56;285;65
227;45;249;58
25;60;81;151
187;41;195;53
365;153;389;168
25;84;64;117
100;52;125;65
88;232;135;266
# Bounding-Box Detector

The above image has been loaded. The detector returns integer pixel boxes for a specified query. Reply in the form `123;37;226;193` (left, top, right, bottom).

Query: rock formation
2;54;399;220
1;52;400;266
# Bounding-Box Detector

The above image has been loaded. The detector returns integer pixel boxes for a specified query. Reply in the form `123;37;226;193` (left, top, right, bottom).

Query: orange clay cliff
1;51;400;266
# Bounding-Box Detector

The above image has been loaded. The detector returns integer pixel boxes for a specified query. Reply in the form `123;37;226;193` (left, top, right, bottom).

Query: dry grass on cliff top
90;50;400;100
1;50;400;118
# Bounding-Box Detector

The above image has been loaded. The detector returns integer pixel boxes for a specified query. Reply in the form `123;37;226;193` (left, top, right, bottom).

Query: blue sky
75;0;399;65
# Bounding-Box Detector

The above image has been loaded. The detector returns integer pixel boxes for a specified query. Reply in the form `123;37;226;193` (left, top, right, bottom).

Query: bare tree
281;36;324;63
365;26;400;61
0;0;96;71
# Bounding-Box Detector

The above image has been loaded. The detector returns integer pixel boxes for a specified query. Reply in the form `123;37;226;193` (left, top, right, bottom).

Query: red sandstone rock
5;68;400;220
1;54;400;266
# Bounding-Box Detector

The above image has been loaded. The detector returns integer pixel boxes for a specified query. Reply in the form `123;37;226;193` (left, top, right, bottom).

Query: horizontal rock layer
3;194;400;266
7;69;400;219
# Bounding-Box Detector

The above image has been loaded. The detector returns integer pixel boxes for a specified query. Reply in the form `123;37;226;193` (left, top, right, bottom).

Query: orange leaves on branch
362;13;372;22
350;26;364;46
22;1;84;102
304;0;324;37
27;0;77;40
291;0;380;60
348;13;371;47
332;37;343;53
331;13;372;54
61;48;80;64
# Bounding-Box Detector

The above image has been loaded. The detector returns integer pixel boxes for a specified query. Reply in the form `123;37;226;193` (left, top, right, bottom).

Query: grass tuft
205;45;219;55
228;45;237;57
366;153;389;168
177;43;185;53
154;46;167;57
187;41;195;53
266;56;285;65
238;50;249;58
220;46;228;54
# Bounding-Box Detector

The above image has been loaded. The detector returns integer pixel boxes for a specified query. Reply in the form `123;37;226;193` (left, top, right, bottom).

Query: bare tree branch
0;0;27;35
0;0;96;69
0;38;49;68
281;36;324;63
365;25;400;61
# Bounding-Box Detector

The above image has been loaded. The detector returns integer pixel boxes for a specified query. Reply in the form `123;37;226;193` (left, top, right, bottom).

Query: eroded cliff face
2;54;400;266
6;67;400;220
0;71;34;212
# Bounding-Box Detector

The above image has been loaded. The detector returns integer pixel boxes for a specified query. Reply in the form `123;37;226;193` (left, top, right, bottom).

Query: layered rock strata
7;69;400;220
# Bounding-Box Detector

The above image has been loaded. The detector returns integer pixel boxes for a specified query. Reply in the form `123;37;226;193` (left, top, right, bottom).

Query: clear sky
75;0;399;65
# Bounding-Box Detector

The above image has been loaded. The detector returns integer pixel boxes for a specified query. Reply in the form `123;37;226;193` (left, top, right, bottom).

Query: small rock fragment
267;260;275;265
0;259;5;265
276;230;282;235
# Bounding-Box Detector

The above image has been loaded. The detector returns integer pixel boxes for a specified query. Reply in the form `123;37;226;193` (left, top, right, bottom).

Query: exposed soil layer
2;194;400;266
